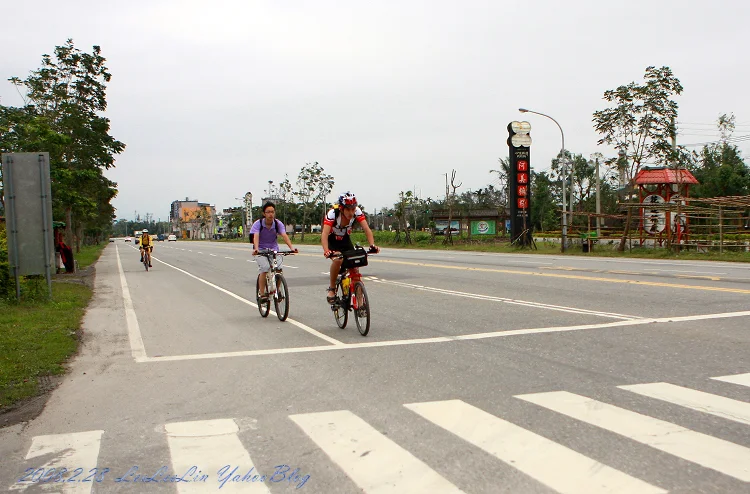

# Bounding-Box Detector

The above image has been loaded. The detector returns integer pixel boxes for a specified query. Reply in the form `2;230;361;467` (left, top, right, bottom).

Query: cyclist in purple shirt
251;202;298;300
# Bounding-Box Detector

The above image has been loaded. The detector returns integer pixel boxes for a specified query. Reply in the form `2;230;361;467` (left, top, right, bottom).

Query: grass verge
76;242;108;269
0;282;92;410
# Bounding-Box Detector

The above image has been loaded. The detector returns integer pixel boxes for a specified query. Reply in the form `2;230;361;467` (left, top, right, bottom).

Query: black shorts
327;234;353;254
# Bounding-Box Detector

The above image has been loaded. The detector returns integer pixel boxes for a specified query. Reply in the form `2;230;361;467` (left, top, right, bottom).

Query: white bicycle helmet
338;191;357;207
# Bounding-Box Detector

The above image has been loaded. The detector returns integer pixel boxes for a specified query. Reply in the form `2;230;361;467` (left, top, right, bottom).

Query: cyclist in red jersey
322;192;379;303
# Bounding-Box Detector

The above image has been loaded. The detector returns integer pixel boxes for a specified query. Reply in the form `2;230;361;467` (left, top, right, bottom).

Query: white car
125;236;132;242
168;234;177;242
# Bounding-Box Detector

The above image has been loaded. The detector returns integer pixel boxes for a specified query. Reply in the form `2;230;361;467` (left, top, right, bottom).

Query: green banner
471;220;496;235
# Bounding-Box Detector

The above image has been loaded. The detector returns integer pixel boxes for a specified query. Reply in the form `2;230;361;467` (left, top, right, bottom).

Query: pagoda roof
634;167;698;185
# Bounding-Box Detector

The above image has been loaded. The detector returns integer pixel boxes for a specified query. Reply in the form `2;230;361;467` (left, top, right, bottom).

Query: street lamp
519;108;571;252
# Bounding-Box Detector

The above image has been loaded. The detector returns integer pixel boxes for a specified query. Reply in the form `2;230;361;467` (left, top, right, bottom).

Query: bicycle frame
337;268;361;310
143;247;152;270
256;249;294;300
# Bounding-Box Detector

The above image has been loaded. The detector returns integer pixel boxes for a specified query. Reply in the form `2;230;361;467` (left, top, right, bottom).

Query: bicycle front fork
266;272;277;295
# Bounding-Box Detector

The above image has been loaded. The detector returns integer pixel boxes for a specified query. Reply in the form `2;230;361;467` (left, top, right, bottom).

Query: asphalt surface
1;240;749;493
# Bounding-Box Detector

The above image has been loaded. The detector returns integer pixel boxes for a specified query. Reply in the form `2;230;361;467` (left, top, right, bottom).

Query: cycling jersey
324;207;365;237
140;234;152;247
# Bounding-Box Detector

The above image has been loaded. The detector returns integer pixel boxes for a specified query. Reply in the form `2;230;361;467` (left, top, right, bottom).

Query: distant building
169;198;216;239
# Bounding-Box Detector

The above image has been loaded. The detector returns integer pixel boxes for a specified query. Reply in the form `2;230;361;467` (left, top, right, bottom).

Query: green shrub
0;223;10;300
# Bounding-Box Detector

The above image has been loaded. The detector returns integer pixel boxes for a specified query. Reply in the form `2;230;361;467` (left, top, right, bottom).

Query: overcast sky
3;0;749;221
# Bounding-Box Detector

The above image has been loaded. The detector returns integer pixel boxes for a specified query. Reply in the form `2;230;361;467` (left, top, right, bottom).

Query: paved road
1;240;749;493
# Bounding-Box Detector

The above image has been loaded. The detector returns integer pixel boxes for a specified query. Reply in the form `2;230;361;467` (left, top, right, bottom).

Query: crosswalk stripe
619;382;750;425
712;372;750;388
165;419;269;493
11;430;104;493
405;400;664;494
290;410;465;493
517;391;750;482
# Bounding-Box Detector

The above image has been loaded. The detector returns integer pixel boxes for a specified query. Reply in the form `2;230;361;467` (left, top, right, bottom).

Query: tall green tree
294;162;334;240
4;39;124;249
689;114;750;198
530;171;559;232
592;66;683;250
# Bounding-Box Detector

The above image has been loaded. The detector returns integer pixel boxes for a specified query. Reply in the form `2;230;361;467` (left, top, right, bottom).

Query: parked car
168;234;177;242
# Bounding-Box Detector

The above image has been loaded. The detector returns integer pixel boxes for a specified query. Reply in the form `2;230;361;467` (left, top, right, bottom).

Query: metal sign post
1;152;54;299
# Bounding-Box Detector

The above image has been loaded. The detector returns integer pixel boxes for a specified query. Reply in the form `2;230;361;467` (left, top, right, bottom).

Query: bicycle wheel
333;282;348;329
256;275;270;317
143;252;149;271
352;281;370;336
274;273;289;322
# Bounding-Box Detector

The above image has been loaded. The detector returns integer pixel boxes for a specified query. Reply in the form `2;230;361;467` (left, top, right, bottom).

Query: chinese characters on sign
507;121;532;246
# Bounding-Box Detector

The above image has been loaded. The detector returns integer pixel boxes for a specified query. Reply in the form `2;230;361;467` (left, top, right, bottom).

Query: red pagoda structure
634;167;699;246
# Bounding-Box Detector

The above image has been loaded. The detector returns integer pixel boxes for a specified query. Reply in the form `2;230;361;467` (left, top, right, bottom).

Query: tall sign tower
507;121;533;246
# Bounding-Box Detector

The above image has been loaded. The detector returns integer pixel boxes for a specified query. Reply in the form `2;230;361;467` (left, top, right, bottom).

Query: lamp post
519;108;570;252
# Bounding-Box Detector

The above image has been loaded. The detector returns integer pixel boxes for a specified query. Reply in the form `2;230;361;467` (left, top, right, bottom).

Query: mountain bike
142;247;152;271
255;249;296;321
328;245;377;336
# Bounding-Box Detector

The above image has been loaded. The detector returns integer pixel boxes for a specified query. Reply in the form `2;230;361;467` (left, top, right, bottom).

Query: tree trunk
618;207;632;252
65;207;73;247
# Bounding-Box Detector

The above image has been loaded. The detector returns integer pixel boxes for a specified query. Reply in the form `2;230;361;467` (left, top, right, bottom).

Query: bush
0;223;10;300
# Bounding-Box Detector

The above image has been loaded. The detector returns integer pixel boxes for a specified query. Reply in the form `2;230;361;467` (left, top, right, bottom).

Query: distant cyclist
322;191;379;303
139;229;153;267
250;202;298;300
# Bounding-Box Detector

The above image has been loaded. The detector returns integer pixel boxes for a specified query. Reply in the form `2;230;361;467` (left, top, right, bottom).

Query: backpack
249;219;282;243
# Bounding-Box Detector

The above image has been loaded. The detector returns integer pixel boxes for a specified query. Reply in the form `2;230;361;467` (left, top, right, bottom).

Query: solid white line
517;391;750;482
373;278;641;320
115;245;147;362
13;430;104;492
165;419;269;493
405;400;664;494
290;410;464;493
619;382;750;425
141;310;750;362
155;258;342;346
712;373;750;388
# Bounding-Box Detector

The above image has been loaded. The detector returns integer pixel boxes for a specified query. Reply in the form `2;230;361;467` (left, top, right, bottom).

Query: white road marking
712;373;750;388
619;382;750;425
247;259;256;263
154;258;342;347
225;256;234;259
142;310;750;362
115;245;147;362
290;410;464;493
406;400;664;494
517;391;750;482
12;430;104;492
165;419;269;493
373;278;641;320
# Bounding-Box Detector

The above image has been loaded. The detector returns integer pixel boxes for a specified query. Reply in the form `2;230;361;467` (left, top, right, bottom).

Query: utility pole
595;157;601;237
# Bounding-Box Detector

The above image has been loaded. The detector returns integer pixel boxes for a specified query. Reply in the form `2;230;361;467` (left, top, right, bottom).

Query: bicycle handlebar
326;246;379;259
256;249;297;256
